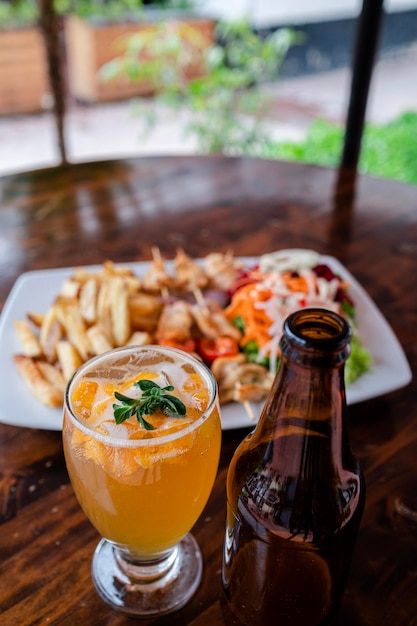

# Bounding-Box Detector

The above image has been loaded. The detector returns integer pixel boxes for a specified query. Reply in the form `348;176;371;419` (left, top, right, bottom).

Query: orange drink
62;345;221;617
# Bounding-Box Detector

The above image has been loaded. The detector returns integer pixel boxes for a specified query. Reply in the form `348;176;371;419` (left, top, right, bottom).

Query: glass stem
114;545;179;584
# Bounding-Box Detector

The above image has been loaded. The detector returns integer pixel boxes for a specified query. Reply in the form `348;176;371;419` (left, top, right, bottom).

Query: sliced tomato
197;336;239;363
159;338;197;353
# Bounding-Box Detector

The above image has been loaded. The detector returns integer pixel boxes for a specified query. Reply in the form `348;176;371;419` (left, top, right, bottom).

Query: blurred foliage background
1;0;416;185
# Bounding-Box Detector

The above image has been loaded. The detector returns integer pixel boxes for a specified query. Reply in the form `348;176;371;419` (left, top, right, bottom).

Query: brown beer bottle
222;308;365;626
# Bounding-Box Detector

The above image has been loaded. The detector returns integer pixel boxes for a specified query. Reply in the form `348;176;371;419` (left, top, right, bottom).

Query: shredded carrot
225;264;353;356
224;284;272;347
240;320;270;347
281;272;310;294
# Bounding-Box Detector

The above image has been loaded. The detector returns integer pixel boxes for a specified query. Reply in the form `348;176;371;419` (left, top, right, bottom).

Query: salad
220;249;372;395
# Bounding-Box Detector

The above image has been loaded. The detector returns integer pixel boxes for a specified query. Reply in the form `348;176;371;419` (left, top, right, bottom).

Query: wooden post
341;0;385;170
38;0;67;165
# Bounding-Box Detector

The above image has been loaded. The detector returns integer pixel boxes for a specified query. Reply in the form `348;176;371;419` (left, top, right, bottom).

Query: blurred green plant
0;0;144;26
72;0;196;19
69;0;144;21
0;0;193;27
0;0;40;27
100;19;299;154
262;112;417;185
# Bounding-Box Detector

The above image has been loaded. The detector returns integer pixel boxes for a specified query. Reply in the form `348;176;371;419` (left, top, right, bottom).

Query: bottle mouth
283;308;352;351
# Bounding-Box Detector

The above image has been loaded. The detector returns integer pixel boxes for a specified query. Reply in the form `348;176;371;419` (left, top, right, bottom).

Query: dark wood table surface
1;155;417;626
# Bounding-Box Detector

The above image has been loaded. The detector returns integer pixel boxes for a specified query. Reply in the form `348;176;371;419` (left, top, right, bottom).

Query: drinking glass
63;345;221;617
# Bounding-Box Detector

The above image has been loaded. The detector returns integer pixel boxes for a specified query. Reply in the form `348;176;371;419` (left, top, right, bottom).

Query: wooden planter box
0;27;50;115
65;15;216;104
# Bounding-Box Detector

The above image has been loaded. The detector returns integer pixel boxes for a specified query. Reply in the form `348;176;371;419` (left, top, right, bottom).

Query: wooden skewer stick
225;249;234;263
235;382;257;421
151;246;162;262
192;286;211;316
150;246;171;299
160;286;170;300
243;400;257;421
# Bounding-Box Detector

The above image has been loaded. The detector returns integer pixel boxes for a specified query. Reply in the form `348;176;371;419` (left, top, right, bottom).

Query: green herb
233;315;246;334
345;335;373;385
243;340;270;368
340;299;356;321
112;380;186;430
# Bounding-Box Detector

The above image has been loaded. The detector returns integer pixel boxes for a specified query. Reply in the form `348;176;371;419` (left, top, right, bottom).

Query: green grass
262;111;417;185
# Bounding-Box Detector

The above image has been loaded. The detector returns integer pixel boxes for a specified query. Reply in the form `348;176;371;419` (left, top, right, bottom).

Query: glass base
91;534;203;618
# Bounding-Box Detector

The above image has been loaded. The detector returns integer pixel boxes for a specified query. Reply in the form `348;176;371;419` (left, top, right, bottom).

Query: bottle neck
258;308;352;460
261;351;349;459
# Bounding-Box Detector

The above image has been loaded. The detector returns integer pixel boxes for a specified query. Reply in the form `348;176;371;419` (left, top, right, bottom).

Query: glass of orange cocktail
62;345;221;617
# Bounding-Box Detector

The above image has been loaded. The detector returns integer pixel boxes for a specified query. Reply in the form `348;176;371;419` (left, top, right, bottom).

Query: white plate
0;256;412;431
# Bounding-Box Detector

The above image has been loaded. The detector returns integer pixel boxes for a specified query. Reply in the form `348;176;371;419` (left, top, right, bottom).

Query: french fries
13;354;64;407
86;325;113;356
56;340;83;381
13;320;42;358
39;306;62;362
12;252;243;412
109;276;130;347
79;278;97;323
12;262;161;409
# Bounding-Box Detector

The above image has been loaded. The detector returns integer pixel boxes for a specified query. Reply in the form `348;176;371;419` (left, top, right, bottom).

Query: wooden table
0;156;416;625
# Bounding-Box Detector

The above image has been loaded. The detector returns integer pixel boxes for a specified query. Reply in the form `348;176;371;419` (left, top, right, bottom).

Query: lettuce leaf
345;335;372;385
